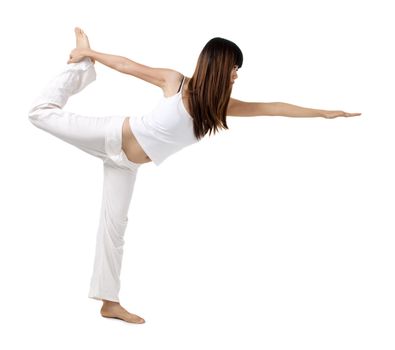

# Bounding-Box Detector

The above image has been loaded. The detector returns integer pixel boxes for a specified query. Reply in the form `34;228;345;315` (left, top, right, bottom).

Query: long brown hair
186;37;243;140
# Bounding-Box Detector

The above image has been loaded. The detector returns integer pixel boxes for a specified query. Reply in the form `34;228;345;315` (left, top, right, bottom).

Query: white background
0;0;394;349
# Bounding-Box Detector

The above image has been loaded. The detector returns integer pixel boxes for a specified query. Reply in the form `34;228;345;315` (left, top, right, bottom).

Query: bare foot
74;27;91;49
69;27;95;64
100;300;145;324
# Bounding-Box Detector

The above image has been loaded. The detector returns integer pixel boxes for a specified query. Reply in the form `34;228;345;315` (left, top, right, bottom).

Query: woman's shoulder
162;70;189;97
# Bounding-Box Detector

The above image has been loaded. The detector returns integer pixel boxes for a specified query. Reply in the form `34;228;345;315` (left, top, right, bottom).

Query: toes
128;315;145;324
74;27;83;37
132;314;145;323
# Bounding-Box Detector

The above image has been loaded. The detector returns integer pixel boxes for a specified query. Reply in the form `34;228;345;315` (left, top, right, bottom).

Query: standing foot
100;300;145;324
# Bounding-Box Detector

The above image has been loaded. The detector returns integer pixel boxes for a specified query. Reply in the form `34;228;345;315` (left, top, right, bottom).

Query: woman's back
125;74;199;166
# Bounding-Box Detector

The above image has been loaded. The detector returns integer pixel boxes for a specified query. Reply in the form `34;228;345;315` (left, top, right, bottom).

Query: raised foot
68;27;95;64
100;301;145;324
74;27;91;49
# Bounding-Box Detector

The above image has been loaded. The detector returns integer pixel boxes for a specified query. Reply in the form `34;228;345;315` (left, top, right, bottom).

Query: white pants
29;58;141;302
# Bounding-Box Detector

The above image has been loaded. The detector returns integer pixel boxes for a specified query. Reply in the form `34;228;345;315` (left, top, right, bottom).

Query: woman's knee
28;104;59;126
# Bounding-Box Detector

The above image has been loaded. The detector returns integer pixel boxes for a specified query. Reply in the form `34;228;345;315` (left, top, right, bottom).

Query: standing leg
88;159;138;302
88;157;145;324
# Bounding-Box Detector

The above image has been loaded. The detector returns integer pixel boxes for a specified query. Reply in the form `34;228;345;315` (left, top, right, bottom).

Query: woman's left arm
227;98;361;119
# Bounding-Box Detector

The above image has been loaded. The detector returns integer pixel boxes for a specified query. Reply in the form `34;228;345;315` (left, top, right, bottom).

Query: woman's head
199;37;243;80
188;37;243;140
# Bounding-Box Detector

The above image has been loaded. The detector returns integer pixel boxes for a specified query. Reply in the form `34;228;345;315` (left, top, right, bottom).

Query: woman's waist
122;117;152;164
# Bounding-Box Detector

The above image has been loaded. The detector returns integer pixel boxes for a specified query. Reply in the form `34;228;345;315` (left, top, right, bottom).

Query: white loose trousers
28;58;141;302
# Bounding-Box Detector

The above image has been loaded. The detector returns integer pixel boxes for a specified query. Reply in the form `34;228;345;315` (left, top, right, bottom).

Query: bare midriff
121;117;152;164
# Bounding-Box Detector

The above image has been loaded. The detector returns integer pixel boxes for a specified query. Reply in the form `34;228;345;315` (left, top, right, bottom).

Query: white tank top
128;76;199;166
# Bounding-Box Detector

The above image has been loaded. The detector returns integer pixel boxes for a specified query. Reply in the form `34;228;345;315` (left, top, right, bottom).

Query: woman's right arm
68;48;172;89
227;98;361;118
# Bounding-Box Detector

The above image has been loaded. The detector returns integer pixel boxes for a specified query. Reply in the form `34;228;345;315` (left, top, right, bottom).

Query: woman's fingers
323;111;362;118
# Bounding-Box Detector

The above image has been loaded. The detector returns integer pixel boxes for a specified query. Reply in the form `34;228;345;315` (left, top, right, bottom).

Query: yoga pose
28;27;361;324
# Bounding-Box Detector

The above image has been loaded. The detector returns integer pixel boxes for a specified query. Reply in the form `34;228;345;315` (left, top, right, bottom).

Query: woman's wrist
82;48;94;58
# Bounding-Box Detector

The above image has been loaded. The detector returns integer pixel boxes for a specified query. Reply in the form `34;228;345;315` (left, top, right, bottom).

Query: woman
28;27;361;324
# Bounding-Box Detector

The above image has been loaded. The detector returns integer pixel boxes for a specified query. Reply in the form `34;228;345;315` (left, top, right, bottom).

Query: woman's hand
322;110;362;119
67;48;91;64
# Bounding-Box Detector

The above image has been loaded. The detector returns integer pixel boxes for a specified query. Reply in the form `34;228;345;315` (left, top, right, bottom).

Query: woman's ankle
102;299;120;306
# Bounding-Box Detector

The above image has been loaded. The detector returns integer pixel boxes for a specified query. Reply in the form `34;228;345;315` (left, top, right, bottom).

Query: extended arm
227;98;361;119
68;47;173;88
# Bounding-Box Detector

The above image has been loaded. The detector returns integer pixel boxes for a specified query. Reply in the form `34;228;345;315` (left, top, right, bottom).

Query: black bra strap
177;76;185;93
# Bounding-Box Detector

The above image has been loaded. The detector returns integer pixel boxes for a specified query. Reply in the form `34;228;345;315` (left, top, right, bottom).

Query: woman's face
231;65;239;84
